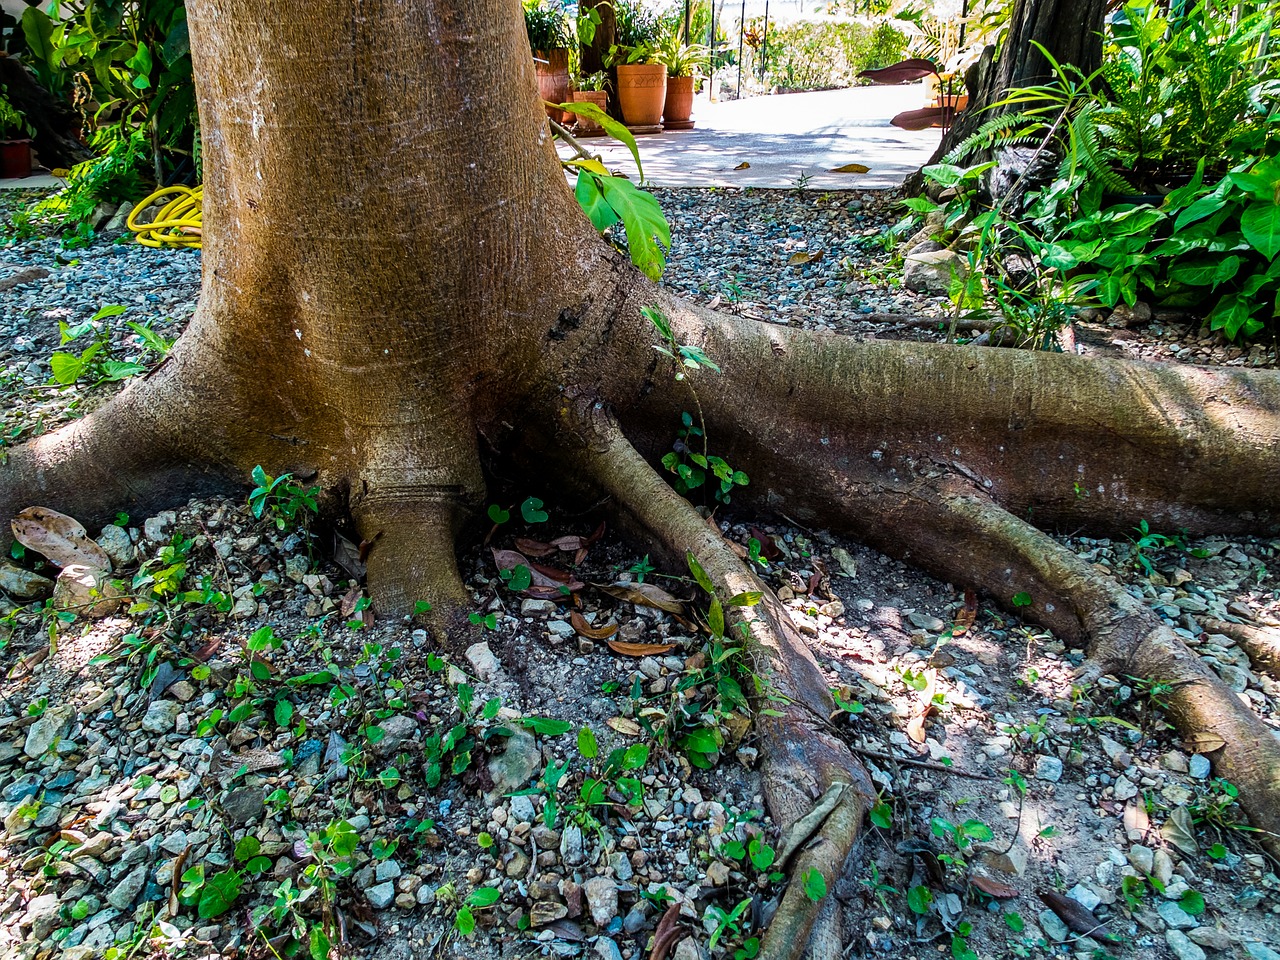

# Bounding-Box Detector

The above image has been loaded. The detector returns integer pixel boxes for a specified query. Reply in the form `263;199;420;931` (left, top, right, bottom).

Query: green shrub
743;18;907;92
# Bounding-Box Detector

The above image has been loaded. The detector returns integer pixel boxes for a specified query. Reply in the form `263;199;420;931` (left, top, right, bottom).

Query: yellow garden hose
127;185;203;249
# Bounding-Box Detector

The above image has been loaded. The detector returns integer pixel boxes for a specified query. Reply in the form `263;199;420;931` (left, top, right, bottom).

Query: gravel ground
1;188;1279;960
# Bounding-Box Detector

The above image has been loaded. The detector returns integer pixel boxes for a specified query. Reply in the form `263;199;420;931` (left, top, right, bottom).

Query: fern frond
943;112;1045;164
1065;104;1136;195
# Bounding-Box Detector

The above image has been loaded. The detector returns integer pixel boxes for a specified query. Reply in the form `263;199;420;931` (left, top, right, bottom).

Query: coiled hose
127;185;203;249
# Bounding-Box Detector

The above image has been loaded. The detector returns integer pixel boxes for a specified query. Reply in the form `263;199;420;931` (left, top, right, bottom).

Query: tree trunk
5;0;1280;954
911;0;1108;189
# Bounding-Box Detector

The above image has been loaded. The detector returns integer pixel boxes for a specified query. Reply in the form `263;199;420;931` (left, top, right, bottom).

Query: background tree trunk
908;0;1108;191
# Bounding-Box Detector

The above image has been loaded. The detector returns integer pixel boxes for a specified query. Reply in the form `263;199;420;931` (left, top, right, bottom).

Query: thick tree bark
911;0;1108;190
4;0;1280;953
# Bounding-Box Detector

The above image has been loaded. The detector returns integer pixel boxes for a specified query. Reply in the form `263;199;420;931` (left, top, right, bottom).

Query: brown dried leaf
191;636;222;662
830;162;871;173
1182;732;1227;754
649;903;684;960
970;875;1018;899
551;535;585;551
493;549;575;591
788;250;824;266
570;609;618;640
749;526;782;560
733;161;750;170
11;506;112;572
891;106;954;131
858;58;939;84
514;538;556;558
594;581;685;614
330;532;367;580
953;588;978;636
607;640;677;657
339;584;365;620
1037;891;1114;941
606;716;643;737
906;713;928;744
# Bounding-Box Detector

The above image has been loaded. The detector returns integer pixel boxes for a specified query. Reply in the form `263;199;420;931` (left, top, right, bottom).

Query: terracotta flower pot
570;90;609;136
535;49;571;124
662;75;696;129
0;140;32;179
615;63;667;129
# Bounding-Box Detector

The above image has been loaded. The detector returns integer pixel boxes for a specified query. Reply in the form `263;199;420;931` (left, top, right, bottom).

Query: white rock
24;704;76;758
1166;930;1207;960
466;641;502;681
141;700;181;734
583;875;619;926
53;564;125;618
1035;755;1064;782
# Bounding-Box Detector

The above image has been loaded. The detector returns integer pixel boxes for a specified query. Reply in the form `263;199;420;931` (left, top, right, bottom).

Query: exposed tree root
859;487;1280;854
559;397;873;960
0;361;235;536
1202;618;1280;678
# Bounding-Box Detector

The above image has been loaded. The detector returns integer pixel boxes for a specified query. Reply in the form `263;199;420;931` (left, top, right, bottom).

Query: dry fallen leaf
1182;732;1227;754
970;875;1017;899
607;639;677;657
953;588;978;636
830;162;870;173
1037;890;1115;941
733;161;750;170
330;531;367;580
11;506;112;572
594;581;685;614
606;716;643;737
788;249;824;266
514;538;556;557
570;609;618;640
906;712;929;744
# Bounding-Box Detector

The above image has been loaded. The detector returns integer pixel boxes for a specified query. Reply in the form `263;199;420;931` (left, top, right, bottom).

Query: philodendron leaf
575;171;620;232
1241;200;1280;259
595;174;671;280
555;100;644;180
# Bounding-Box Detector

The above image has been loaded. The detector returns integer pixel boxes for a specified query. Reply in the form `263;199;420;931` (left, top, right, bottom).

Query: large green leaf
1168;255;1240;287
556;101;643;180
21;7;55;66
1242;201;1280;259
197;870;243;918
596;175;671;280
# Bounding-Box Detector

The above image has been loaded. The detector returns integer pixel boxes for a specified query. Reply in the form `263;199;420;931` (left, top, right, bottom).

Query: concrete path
562;82;941;190
2;86;940;193
0;173;63;191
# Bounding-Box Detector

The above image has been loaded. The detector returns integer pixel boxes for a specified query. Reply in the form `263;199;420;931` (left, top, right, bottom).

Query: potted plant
570;70;610;136
525;0;573;122
609;1;666;130
0;88;34;179
653;28;708;130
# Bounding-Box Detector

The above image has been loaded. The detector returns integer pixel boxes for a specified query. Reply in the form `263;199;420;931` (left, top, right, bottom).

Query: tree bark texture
919;0;1108;185
4;0;1280;954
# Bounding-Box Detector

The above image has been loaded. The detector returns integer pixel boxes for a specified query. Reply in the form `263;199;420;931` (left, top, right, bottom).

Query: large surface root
0;365;234;542
883;488;1280;854
560;398;873;960
1203;618;1280;678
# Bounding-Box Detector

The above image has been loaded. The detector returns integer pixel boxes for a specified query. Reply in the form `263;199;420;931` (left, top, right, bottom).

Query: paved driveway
561;82;941;190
